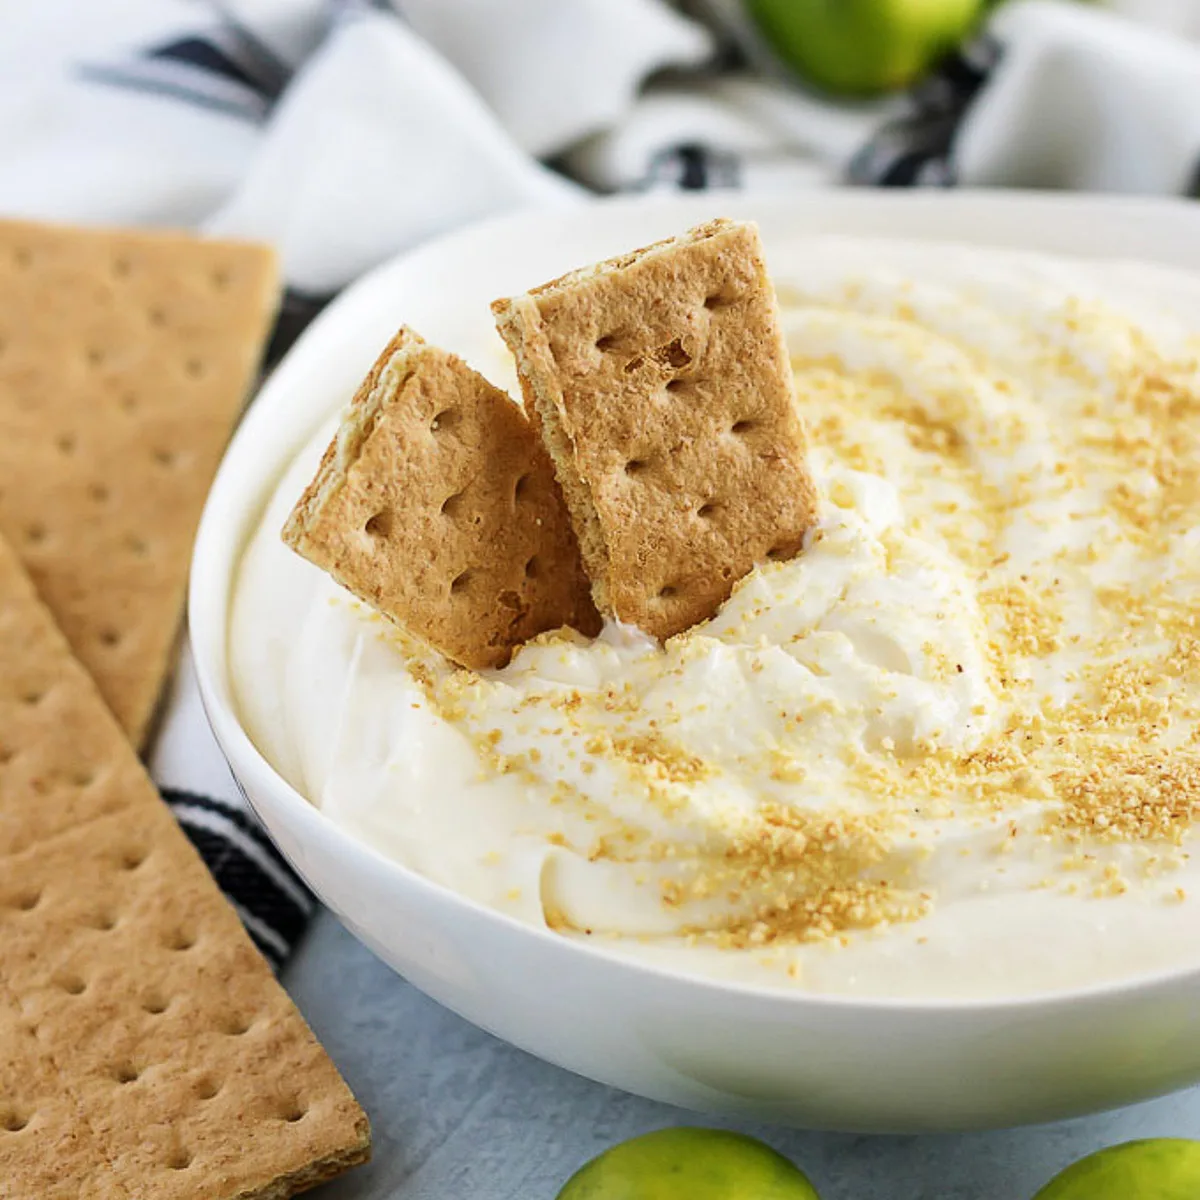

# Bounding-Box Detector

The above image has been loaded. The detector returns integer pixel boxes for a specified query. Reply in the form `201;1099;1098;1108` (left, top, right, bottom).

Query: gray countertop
287;911;1199;1200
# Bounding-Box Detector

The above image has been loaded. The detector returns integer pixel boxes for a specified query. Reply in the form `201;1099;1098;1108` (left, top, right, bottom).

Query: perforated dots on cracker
0;218;279;746
493;218;820;641
283;327;600;670
0;532;369;1198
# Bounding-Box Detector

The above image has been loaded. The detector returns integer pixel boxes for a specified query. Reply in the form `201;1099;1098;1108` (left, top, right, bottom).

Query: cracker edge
282;326;425;558
491;296;613;616
511;217;739;302
240;1140;373;1200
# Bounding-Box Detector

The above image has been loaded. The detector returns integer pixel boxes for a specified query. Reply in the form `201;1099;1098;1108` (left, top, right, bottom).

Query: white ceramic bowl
191;191;1200;1133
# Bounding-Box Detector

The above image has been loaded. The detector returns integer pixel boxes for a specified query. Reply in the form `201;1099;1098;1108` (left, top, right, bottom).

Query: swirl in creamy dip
231;237;1200;998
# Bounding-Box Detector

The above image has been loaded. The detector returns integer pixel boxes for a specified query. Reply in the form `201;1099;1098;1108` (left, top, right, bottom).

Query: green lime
1034;1139;1200;1200
555;1127;820;1200
746;0;984;95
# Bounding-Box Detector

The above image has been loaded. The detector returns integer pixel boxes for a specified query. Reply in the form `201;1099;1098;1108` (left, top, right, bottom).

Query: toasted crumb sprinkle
981;581;1063;659
383;295;1200;970
769;749;807;783
1051;750;1200;845
589;730;714;787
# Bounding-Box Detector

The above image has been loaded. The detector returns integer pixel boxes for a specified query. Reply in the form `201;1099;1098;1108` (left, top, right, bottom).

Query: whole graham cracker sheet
0;531;370;1199
0;218;279;747
494;218;819;640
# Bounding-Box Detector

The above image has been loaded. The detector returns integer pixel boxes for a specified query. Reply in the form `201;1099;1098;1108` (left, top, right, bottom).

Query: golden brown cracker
283;326;599;670
0;1010;117;1200
0;533;369;1199
0;218;279;746
493;218;819;640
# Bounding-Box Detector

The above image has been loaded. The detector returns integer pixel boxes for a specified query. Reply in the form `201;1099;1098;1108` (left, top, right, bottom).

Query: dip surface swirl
231;237;1200;997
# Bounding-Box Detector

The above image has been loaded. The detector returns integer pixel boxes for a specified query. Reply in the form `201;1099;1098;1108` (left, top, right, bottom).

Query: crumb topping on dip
232;237;1200;998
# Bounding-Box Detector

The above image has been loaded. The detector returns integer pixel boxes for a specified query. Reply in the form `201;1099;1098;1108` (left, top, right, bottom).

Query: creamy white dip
231;237;1200;998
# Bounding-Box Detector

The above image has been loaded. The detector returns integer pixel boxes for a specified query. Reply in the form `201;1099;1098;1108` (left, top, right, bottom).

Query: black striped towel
149;647;315;973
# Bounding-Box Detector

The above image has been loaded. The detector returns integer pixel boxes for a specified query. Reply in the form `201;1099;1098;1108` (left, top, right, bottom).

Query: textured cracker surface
493;218;819;639
0;218;279;746
0;534;370;1198
283;327;599;670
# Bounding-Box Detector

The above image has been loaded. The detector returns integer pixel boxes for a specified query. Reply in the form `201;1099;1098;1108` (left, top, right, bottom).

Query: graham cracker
0;533;370;1198
0;1010;114;1200
0;218;279;747
283;326;600;670
492;218;820;640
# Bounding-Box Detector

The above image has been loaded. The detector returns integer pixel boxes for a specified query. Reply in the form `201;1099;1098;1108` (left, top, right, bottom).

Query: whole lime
555;1127;819;1200
746;0;984;95
1034;1139;1200;1200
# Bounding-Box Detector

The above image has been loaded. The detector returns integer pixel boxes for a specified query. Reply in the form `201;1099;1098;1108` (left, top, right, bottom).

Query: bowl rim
191;187;1200;1016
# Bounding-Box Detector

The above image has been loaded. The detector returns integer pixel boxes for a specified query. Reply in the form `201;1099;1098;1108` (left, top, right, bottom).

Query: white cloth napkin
1;0;1197;965
1109;0;1200;39
962;0;1200;193
851;0;1200;190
